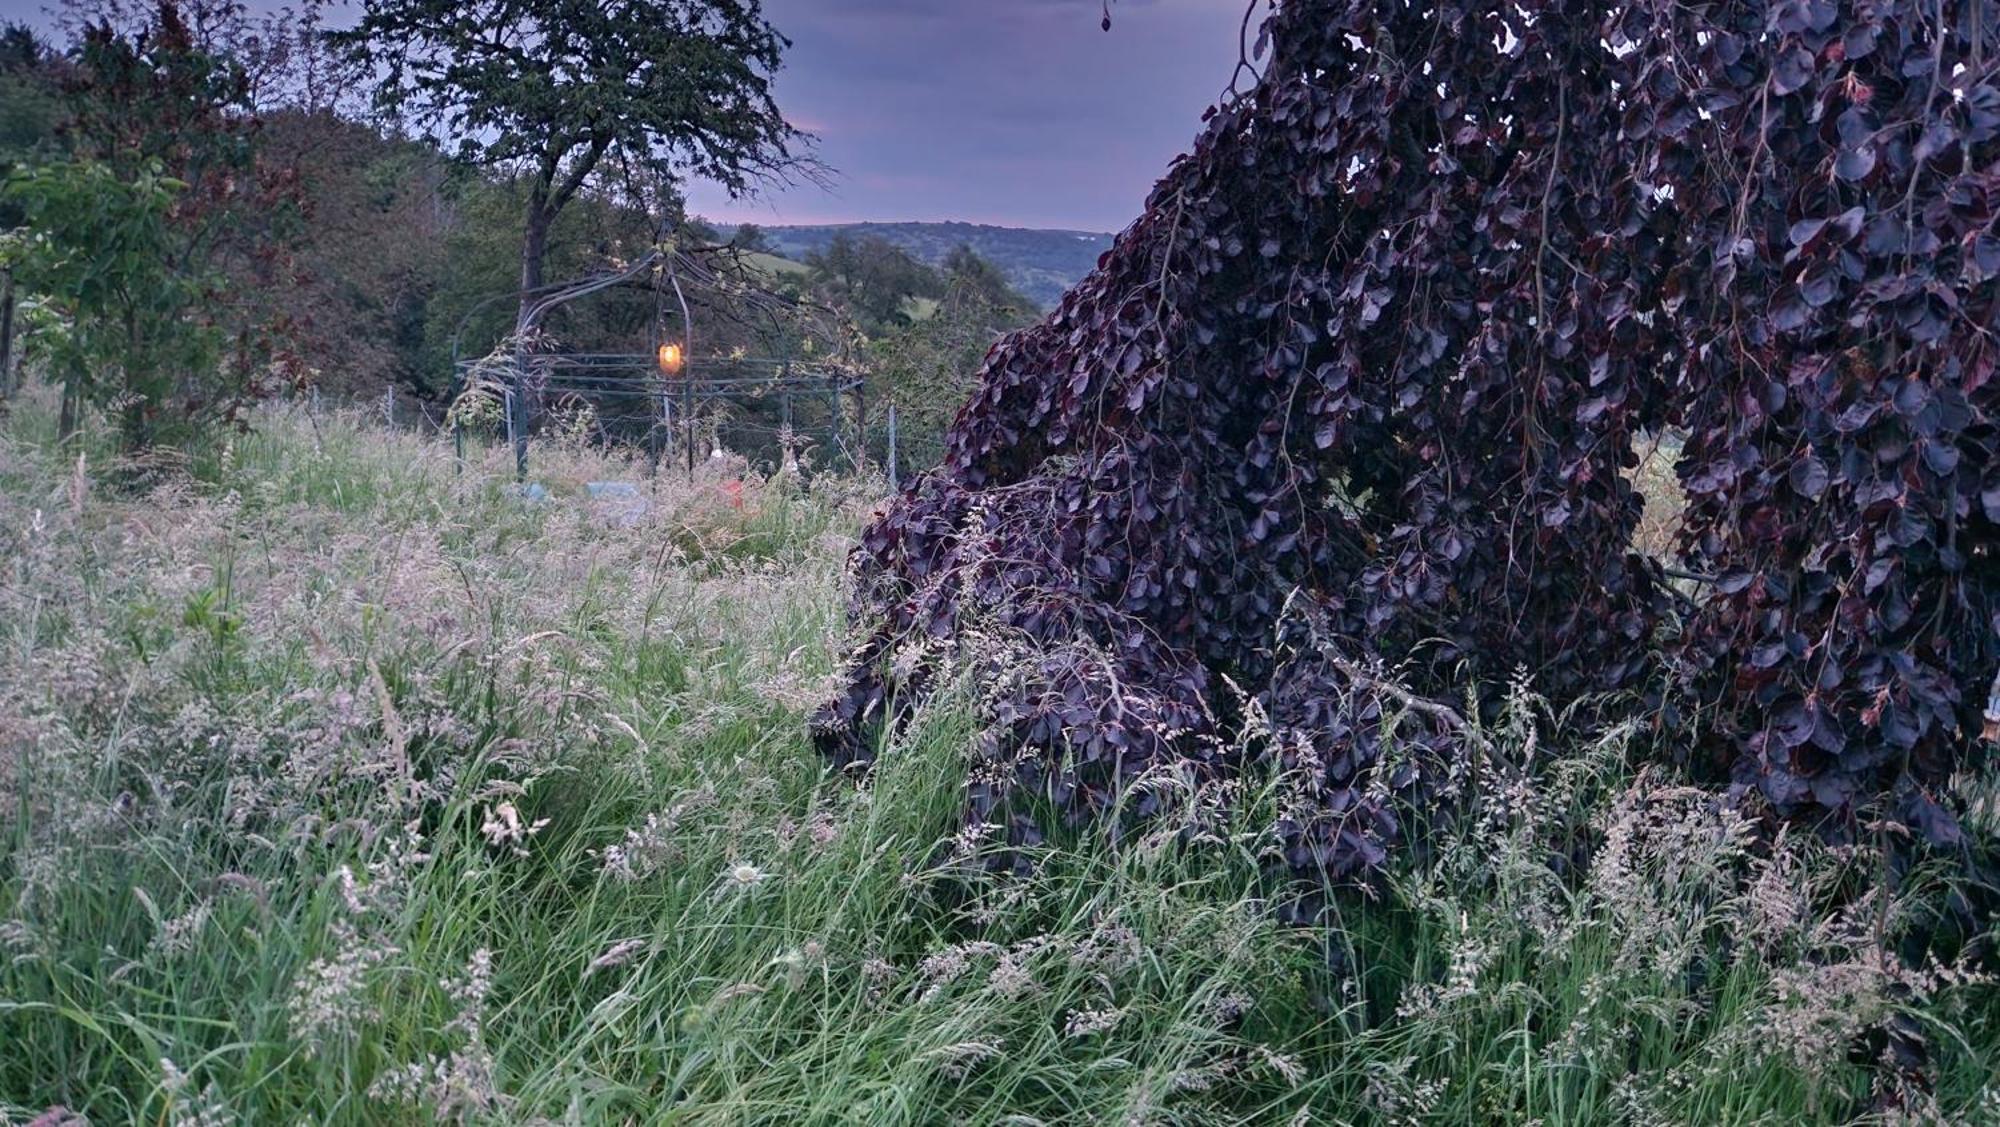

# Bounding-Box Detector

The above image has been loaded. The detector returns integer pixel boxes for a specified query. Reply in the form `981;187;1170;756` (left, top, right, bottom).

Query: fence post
450;364;465;472
887;404;898;491
684;376;696;481
853;379;868;475
383;384;395;426
0;267;15;401
506;379;529;481
668;395;684;467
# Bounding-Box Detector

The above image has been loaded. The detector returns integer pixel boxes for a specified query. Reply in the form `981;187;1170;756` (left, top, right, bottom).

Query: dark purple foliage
814;0;2000;888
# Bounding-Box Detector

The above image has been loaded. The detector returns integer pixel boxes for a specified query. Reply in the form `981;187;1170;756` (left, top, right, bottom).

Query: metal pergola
447;241;866;480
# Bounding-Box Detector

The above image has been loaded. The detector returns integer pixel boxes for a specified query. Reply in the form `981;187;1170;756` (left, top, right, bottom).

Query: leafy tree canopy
808;231;940;334
333;0;809;322
3;1;304;449
869;244;1036;472
729;220;770;253
0;24;61;229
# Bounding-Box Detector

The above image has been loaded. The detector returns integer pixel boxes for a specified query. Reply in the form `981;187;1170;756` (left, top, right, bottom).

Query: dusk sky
683;1;1251;233
4;0;1253;233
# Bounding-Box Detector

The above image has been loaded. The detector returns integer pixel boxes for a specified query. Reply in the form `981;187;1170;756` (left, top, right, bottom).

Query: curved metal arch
447;249;670;374
446;232;865;481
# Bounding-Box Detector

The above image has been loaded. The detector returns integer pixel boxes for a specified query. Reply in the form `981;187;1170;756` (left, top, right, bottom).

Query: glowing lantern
656;342;685;374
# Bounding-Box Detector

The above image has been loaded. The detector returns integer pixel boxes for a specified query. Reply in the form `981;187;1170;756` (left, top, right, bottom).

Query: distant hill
741;222;1116;309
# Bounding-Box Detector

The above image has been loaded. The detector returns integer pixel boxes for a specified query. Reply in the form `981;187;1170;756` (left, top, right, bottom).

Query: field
2;400;1998;1125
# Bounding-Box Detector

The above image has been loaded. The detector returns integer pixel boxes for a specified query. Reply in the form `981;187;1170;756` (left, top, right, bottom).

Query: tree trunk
58;357;81;446
120;305;149;451
516;199;552;333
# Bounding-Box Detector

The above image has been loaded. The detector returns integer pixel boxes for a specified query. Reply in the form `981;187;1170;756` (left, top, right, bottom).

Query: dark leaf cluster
814;0;2000;895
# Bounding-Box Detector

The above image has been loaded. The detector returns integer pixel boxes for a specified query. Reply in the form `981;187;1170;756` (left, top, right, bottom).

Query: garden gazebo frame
448;243;864;480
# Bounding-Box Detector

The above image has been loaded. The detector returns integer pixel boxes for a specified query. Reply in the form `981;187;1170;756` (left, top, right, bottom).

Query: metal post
450;364;465;472
826;383;840;473
659;395;674;468
507;372;529;481
503;382;517;475
0;267;15;401
663;244;696;482
887;403;898;490
684;379;696;480
853;379;867;475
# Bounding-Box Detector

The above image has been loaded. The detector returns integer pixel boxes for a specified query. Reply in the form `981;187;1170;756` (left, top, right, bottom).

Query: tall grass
1;400;1996;1124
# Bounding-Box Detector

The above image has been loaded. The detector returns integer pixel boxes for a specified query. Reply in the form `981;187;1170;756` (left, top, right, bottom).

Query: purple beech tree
814;0;2000;911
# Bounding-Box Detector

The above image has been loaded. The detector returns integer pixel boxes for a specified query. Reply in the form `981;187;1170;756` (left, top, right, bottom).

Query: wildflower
1255;1046;1306;1086
444;948;492;1038
1072;922;1142;975
1395;929;1494;1023
987;952;1039;1000
1;918;44;962
598;814;675;881
1172;1064;1226;1092
334;865;367;914
595;788;715;881
1207;991;1253;1026
769;940;825;987
368;1051;502;1122
806;811;840;847
917;941;1000;1001
719;861;770;893
1362;1055;1446;1124
861;956;900;1005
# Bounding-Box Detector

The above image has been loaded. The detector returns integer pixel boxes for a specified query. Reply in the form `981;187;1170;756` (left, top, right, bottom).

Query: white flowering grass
0;395;1996;1124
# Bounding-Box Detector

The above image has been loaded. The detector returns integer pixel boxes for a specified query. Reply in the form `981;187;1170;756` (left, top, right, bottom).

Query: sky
3;0;1254;234
682;0;1251;233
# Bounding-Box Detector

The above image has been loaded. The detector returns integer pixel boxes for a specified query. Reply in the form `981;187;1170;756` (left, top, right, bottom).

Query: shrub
814;0;2000;898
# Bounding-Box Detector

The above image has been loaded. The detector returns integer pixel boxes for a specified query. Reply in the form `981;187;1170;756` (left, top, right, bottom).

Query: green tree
4;2;302;448
939;243;1028;314
419;173;660;383
0;25;60;176
3;160;218;444
808;232;939;335
868;247;1033;473
0;25;60;391
257;107;460;396
333;0;806;329
730;221;771;253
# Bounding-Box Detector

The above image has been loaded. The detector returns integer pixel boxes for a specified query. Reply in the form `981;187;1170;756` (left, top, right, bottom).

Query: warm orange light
657;342;685;373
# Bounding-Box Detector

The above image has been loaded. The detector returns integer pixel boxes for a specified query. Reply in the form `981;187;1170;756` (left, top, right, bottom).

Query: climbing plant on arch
813;0;2000;893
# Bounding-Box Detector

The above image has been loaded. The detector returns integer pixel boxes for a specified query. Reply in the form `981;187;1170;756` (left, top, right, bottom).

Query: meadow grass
1;399;1997;1125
